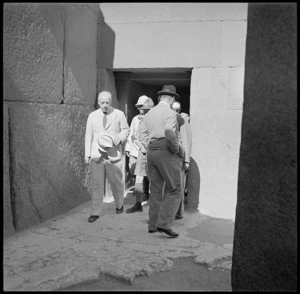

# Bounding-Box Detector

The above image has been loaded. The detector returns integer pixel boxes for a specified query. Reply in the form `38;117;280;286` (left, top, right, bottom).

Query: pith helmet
135;95;154;109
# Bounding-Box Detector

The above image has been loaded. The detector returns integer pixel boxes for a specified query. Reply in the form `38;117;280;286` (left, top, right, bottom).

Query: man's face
136;105;144;114
98;94;112;114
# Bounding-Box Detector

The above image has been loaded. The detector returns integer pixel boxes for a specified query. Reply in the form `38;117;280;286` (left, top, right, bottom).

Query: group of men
84;85;192;238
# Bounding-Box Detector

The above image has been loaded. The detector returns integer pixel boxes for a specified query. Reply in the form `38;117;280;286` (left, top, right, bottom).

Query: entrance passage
114;68;192;190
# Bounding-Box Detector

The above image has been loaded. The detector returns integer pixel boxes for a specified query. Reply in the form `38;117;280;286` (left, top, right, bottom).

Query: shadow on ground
60;256;231;291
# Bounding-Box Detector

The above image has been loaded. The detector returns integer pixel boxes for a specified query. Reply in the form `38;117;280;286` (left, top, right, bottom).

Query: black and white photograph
3;2;297;291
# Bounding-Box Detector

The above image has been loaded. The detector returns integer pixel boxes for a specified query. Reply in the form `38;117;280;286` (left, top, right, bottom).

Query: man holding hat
139;85;185;238
85;91;129;223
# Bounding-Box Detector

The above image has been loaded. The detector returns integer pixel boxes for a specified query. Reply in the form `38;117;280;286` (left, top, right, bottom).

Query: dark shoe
148;229;157;233
126;203;143;213
175;215;183;220
88;215;99;223
142;193;150;202
157;227;179;238
116;206;123;214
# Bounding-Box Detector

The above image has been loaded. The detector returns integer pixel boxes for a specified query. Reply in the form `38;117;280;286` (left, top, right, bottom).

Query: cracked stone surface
4;197;234;291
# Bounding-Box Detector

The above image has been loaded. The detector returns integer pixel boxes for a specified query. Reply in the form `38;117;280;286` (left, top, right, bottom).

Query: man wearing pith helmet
126;95;154;213
139;85;185;238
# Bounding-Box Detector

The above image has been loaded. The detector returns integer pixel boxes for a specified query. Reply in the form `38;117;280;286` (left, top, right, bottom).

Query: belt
150;137;165;142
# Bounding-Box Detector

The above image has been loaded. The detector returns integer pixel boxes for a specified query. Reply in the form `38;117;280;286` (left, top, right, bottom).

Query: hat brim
98;134;114;152
98;147;107;153
157;91;180;99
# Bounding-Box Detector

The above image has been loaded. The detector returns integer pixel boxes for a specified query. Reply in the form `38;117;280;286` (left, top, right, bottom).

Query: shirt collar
159;101;170;107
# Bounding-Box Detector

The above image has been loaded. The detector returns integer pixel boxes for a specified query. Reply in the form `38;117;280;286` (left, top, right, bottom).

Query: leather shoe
116;205;123;214
148;229;157;233
88;215;99;223
126;203;143;213
143;193;150;202
175;215;183;220
157;227;179;238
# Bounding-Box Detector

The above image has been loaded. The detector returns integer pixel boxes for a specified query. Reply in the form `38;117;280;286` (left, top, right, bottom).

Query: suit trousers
90;157;124;216
147;149;183;230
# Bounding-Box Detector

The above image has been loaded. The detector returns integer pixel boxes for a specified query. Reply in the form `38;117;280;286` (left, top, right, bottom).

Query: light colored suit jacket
125;114;143;158
179;113;192;163
140;101;184;158
85;108;129;162
143;101;178;139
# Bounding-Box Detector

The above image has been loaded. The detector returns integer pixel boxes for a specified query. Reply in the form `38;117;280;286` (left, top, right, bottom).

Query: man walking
125;95;152;206
126;96;154;213
85;91;129;222
140;85;185;238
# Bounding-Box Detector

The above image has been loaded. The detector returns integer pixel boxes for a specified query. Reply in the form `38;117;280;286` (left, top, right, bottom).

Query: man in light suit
140;85;185;238
85;91;130;223
171;101;193;220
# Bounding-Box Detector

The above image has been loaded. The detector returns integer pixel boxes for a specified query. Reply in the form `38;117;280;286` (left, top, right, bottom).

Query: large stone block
99;3;247;23
221;21;247;67
64;4;98;105
102;21;222;68
190;68;244;219
3;102;15;238
232;3;297;291
9;103;94;231
3;3;64;103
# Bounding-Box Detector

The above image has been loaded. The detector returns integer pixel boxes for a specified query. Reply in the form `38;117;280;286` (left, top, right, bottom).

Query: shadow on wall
3;3;116;235
94;5;115;108
187;157;200;209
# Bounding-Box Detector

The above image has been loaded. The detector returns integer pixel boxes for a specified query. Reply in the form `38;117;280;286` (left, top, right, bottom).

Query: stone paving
3;194;233;291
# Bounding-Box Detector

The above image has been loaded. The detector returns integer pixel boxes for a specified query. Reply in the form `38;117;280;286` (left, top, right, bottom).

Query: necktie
103;113;107;128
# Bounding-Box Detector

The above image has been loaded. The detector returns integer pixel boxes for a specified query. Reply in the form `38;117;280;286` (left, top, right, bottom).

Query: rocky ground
60;197;234;291
4;191;234;291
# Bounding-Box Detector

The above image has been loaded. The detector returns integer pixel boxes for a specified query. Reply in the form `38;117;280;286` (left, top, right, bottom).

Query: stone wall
98;3;248;219
232;4;297;291
98;3;247;69
3;3;104;236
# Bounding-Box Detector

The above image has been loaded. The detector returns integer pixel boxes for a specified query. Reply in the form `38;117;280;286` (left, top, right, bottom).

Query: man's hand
113;136;121;146
183;162;190;171
85;157;91;164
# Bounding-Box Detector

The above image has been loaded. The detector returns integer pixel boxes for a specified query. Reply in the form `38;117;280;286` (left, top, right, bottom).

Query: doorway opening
114;68;192;190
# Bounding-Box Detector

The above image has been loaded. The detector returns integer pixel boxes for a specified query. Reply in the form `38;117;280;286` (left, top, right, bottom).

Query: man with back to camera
171;101;193;219
85;91;129;223
139;85;185;238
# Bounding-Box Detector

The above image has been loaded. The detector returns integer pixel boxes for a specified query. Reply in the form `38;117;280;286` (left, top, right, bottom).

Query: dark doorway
114;68;192;189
